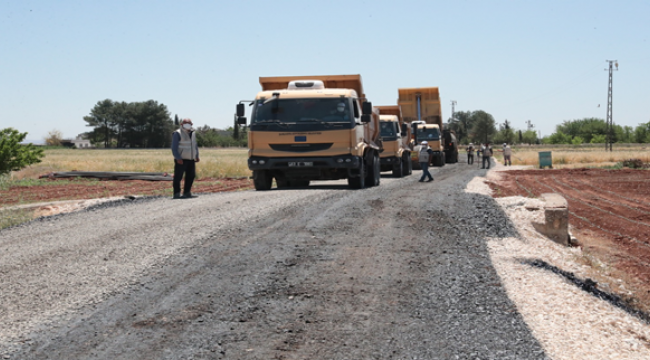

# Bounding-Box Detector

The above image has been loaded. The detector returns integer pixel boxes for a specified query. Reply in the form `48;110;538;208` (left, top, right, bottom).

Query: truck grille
269;143;333;152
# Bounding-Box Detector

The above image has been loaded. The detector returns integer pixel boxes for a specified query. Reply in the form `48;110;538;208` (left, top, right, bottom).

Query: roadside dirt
0;177;253;207
487;168;650;314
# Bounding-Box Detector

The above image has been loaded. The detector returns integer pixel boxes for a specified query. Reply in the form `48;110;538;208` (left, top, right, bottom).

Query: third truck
397;87;458;168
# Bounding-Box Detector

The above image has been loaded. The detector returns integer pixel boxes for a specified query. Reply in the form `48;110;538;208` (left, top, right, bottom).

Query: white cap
503;143;507;146
469;143;473;145
421;141;428;145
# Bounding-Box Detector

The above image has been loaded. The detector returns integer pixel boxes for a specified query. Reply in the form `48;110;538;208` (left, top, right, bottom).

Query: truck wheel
348;159;366;189
440;153;446;167
405;154;412;175
392;158;403;178
253;170;272;191
366;151;380;186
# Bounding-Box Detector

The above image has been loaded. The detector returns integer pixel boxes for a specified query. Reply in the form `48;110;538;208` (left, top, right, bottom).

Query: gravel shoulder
1;159;648;359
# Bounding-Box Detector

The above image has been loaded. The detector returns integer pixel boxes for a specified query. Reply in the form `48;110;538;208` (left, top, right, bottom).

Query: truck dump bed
376;105;403;124
397;87;442;127
259;74;366;101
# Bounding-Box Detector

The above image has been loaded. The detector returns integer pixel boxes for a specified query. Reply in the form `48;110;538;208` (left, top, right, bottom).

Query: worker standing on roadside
171;118;200;199
481;142;492;169
418;141;434;182
466;143;475;165
500;143;512;166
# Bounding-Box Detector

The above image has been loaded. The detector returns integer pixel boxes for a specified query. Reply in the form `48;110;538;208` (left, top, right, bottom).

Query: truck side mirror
236;116;247;125
236;103;245;117
401;123;408;136
361;114;371;123
362;101;372;115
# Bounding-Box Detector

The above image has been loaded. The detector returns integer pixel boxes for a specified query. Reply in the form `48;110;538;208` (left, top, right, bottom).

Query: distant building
60;139;93;148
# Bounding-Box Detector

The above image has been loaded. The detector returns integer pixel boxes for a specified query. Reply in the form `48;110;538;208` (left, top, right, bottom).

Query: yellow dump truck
236;74;383;190
376;105;412;177
397;87;457;168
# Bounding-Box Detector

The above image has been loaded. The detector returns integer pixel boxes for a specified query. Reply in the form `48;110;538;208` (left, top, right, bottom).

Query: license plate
288;162;313;167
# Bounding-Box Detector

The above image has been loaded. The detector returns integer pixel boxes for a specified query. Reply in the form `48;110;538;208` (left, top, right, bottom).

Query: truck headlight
259;160;266;165
251;160;258;164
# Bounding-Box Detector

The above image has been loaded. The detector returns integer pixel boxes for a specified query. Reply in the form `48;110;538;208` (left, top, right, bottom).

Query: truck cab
236;75;383;190
377;105;412;177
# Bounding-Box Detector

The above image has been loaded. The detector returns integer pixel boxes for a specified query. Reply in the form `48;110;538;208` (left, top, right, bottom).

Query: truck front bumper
248;155;361;171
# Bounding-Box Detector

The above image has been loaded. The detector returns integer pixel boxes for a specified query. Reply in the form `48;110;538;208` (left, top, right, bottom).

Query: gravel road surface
1;161;548;359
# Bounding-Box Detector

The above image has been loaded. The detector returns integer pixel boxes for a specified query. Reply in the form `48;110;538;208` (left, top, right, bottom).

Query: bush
621;158;647;169
0;128;45;176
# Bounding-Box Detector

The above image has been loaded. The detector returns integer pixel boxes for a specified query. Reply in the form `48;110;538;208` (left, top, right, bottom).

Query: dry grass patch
12;148;251;180
494;145;650;168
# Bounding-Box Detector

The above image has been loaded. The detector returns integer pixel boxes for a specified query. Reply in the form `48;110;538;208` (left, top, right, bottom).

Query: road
1;160;548;359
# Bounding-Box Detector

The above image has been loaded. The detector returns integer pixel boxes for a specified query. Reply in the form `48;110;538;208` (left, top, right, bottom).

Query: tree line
543;118;650;144
82;99;247;148
83;99;174;148
447;111;650;145
446;110;538;145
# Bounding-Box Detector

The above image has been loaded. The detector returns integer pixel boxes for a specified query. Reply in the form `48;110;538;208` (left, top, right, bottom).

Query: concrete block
533;193;570;246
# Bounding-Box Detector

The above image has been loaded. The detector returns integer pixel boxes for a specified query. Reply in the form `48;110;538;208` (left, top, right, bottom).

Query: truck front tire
348;160;366;189
366;151;380;187
253;170;272;191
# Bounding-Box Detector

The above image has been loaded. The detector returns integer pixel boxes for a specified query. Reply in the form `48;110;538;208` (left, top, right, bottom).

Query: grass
492;144;650;169
10;147;251;180
0;208;33;230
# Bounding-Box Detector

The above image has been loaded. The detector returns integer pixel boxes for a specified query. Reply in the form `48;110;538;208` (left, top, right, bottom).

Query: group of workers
465;142;512;169
417;140;513;183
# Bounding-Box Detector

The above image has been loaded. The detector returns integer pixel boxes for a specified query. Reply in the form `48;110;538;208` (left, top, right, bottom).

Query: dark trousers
173;160;196;194
419;162;433;181
467;154;474;164
482;156;491;169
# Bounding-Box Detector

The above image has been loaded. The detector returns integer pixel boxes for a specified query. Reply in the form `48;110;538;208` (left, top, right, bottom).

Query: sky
2;0;649;143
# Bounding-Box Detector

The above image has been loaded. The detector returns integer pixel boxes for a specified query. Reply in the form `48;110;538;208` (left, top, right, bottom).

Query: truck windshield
380;121;397;140
252;98;354;125
416;127;440;142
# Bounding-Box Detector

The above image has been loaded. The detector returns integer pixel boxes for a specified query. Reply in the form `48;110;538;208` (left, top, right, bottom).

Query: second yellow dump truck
376;105;412;177
236;74;383;190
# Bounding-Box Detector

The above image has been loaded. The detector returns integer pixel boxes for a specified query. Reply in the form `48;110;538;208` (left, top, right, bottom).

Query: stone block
532;193;570;246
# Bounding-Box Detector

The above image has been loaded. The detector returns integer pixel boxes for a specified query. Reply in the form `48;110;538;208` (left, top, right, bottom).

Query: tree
469;110;496;144
174;114;180;126
84;99;174;148
544;131;571;144
521;130;538;144
45;129;63;146
556;118;612;143
446;110;472;144
83;99;116;148
572;136;584;145
0;128;45;176
590;134;607;143
634;121;650;143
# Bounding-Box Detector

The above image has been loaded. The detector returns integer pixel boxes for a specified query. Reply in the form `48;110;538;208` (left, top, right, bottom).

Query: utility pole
526;120;534;131
605;60;618;151
450;100;457;123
